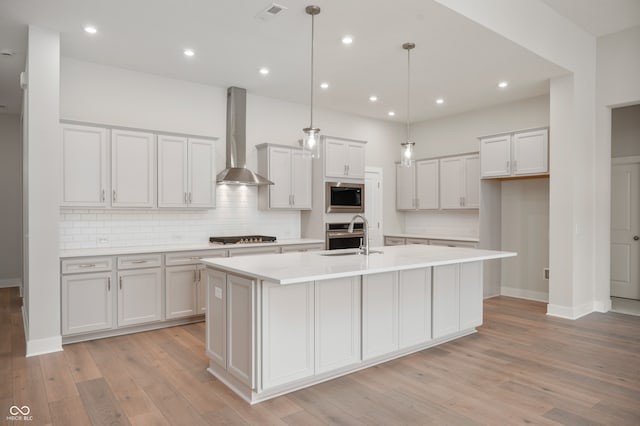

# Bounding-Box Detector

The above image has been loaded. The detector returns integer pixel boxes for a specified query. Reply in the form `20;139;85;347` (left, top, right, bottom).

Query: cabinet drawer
384;237;406;246
62;257;113;274
117;254;162;269
405;238;429;245
280;243;324;253
429;239;478;248
228;246;281;257
165;250;227;266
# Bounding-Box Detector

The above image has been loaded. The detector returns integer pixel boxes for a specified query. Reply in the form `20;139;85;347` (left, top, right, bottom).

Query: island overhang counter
200;245;516;404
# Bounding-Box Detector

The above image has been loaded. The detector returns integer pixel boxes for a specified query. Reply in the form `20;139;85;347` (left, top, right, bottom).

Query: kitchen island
201;244;515;404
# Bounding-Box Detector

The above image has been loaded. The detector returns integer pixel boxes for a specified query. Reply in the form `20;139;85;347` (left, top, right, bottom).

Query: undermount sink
319;250;383;256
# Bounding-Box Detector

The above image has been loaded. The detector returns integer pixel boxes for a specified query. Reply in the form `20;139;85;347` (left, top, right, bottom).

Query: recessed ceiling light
83;26;97;35
388;111;395;117
369;95;378;102
259;67;270;75
183;49;195;57
320;82;329;89
436;98;444;104
341;35;353;45
498;81;509;89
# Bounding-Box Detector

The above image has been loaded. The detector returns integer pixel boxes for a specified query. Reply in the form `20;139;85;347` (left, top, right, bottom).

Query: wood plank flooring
1;287;639;425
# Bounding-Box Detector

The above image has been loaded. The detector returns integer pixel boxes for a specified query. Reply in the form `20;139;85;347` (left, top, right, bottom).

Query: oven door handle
327;232;364;238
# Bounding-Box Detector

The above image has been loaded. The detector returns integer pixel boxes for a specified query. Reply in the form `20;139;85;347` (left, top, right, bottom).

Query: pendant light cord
309;13;315;129
406;46;411;142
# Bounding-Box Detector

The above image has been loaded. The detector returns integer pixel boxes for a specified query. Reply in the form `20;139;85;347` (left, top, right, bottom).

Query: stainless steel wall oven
325;222;365;250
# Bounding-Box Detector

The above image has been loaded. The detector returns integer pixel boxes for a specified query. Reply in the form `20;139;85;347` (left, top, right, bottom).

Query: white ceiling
0;0;637;122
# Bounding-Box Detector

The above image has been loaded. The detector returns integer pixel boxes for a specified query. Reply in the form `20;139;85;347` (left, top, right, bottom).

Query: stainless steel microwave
325;182;364;213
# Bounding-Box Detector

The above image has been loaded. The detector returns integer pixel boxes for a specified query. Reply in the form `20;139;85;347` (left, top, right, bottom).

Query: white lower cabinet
314;276;361;374
165;265;199;319
227;274;255;387
398;268;432;348
117;268;163;327
206;269;227;369
262;281;314;389
432;262;482;338
362;272;398;359
61;271;114;335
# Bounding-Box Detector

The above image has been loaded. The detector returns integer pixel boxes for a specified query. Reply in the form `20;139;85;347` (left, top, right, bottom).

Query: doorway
365;167;383;247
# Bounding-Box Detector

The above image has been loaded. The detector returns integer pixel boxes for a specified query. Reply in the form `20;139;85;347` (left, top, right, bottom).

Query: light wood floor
2;287;639;425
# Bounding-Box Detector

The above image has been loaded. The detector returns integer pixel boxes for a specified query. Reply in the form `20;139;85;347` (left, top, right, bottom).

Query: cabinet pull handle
107;277;111;291
292;194;295;205
506;160;510;171
513;160;517;171
189;256;201;260
197;269;201;282
189;192;192;203
194;269;197;282
184;192;188;203
131;260;147;264
119;276;122;289
79;263;97;268
102;189;106;202
113;190;117;202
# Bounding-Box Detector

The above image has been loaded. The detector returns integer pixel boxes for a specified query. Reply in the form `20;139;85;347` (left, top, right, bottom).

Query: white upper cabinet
480;128;548;178
396;159;439;211
440;154;479;209
61;124;109;207
257;144;312;210
158;135;215;208
111;129;156;208
324;137;366;179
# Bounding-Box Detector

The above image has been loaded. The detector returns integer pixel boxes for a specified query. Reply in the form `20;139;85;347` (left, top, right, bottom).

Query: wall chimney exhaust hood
216;87;273;185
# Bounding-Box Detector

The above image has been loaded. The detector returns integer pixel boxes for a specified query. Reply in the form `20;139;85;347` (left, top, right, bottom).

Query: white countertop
201;244;515;285
60;239;324;258
384;233;480;242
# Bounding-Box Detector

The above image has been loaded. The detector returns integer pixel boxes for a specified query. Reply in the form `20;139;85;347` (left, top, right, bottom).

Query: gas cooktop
209;235;277;245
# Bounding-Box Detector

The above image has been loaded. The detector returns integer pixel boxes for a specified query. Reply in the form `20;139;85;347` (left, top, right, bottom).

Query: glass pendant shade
302;127;320;158
400;141;415;167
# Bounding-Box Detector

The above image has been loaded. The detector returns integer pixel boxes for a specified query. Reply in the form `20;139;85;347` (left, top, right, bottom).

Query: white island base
201;245;515;404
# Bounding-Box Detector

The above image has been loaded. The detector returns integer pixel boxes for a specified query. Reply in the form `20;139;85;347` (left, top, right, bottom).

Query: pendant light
302;5;321;158
400;42;415;167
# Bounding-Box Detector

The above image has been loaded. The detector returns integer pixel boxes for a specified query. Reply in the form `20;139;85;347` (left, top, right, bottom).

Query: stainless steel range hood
216;87;273;185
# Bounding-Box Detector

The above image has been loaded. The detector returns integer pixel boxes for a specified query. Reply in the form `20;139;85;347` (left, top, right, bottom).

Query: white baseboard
546;301;593;320
500;286;549;303
593;298;612;313
26;335;63;357
0;277;21;288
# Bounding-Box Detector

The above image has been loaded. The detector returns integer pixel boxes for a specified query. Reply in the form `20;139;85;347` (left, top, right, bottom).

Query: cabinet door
463;155;480;208
268;147;293;208
480;135;511;177
362;272;398;360
262;281;314;389
416;159;439;210
315;276;361;374
512;129;548;176
188;138;216;208
396;164;416;210
459;262;483;330
158;135;188;207
206;269;226;368
384;236;406;246
398;268;431;348
432;264;460;338
291;149;312;209
324;139;348;177
227;274;254;387
117;268;162;327
111;129;155;207
346;142;366;178
62;272;114;335
165;265;197;319
440;157;464;209
61;124;108;207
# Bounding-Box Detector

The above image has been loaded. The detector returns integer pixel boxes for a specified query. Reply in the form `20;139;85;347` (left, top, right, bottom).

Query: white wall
24;26;61;355
59;58;404;244
611;104;640;158
0;113;22;285
595;26;640;309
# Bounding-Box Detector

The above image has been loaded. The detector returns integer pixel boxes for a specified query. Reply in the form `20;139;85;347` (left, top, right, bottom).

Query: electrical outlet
543;268;549;280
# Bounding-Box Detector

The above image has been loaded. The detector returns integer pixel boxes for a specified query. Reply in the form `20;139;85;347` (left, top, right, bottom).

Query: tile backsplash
59;186;300;249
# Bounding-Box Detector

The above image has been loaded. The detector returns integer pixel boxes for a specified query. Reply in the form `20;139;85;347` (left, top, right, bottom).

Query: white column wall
24;26;61;355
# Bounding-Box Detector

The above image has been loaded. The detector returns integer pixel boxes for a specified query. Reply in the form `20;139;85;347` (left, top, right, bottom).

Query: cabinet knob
634;235;639;241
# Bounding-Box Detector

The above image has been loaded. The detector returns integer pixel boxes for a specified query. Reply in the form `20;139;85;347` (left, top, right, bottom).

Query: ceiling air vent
255;3;287;20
